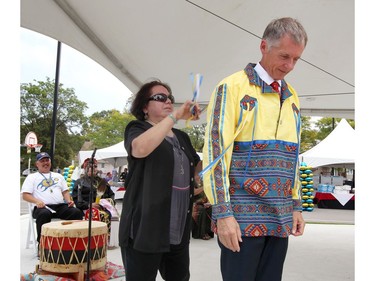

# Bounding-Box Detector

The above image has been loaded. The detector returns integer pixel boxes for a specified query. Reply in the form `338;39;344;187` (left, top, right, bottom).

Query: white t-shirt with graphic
21;172;69;205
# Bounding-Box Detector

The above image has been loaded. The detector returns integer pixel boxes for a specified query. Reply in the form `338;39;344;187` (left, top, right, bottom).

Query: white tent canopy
78;141;127;168
299;119;355;168
21;0;354;121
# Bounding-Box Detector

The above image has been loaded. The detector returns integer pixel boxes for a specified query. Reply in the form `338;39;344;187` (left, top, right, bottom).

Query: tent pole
50;41;61;169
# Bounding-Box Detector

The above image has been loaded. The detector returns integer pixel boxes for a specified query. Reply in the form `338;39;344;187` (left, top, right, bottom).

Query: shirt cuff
212;202;234;220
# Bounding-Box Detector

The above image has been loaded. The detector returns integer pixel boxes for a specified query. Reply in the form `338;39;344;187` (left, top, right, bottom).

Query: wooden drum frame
39;220;108;273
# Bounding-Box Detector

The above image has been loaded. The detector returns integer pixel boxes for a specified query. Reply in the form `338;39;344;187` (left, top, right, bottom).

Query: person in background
202;17;307;281
191;181;214;240
21;152;83;247
112;168;119;182
119;80;202;281
72;158;116;241
119;167;128;182
105;172;112;182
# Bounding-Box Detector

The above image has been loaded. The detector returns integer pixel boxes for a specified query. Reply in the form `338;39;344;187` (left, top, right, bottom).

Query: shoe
202;234;212;240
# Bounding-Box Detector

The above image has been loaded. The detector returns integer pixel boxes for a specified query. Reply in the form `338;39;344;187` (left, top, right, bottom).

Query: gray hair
262;17;308;49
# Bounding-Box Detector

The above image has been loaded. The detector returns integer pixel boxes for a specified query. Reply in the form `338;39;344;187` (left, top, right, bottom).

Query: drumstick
45;205;56;213
61;220;86;225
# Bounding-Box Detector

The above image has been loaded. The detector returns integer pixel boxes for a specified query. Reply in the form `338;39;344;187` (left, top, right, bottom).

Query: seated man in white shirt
21;152;83;247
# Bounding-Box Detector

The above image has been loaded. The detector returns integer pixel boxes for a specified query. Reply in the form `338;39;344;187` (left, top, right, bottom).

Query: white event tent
78;141;127;168
299;119;355;168
21;0;354;122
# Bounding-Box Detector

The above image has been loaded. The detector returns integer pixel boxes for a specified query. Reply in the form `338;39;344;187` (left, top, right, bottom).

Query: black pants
219;236;288;281
33;203;83;242
121;239;190;281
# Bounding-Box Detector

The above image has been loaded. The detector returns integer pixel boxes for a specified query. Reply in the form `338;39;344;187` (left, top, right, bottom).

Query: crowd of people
22;17;308;281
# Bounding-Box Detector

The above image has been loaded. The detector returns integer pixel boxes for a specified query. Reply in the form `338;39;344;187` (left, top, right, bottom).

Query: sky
20;28;133;116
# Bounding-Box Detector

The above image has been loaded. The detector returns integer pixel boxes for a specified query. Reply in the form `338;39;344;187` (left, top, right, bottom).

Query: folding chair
25;202;38;255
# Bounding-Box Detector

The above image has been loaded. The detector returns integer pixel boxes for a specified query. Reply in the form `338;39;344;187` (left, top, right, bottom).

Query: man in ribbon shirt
21;152;83;247
202;17;308;281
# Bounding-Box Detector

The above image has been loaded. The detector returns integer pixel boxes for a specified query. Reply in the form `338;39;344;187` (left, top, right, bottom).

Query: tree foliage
20;78;88;169
181;124;206;152
300;116;318;153
82;109;135;148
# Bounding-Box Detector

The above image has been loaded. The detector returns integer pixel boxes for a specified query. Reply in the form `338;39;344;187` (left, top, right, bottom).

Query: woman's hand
174;100;201;121
131;101;201;158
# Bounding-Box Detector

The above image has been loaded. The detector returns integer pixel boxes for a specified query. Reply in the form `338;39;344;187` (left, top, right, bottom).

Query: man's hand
67;201;75;207
291;211;305;236
35;200;46;208
217;216;242;252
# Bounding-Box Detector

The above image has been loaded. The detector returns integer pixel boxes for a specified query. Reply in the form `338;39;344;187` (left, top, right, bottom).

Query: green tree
181;123;206;152
300;116;318;153
83;109;135;148
20;78;88;169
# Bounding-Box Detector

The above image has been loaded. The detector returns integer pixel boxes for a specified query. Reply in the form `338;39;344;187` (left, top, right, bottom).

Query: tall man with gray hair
202;17;308;281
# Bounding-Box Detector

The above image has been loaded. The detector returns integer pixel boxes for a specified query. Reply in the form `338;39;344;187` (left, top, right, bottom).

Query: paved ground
19;198;355;281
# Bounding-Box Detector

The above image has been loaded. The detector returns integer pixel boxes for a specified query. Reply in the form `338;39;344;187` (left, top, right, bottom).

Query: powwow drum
39;220;108;273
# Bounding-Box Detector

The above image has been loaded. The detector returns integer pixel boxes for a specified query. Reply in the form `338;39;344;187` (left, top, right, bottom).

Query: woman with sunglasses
119;80;202;281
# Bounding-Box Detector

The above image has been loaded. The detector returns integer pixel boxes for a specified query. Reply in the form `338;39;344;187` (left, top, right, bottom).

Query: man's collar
254;63;280;86
244;63;292;98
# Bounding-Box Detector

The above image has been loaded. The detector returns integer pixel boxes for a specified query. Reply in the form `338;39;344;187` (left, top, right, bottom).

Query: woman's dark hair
130;79;172;120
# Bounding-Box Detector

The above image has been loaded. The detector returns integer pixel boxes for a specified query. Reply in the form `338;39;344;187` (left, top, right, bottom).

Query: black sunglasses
148;93;175;104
